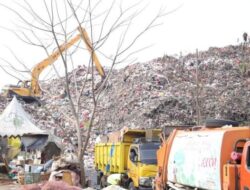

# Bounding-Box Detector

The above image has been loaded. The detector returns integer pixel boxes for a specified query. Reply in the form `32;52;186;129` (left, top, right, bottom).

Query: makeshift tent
0;96;47;137
0;97;48;166
0;97;63;160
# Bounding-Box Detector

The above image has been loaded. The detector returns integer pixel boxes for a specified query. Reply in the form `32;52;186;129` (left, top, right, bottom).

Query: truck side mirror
129;154;134;161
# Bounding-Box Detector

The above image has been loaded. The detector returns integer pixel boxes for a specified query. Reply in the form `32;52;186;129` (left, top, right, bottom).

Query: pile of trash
16;152;83;190
0;45;250;167
97;45;250;130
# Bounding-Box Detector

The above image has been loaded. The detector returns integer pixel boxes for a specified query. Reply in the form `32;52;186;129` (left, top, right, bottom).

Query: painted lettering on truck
199;157;217;168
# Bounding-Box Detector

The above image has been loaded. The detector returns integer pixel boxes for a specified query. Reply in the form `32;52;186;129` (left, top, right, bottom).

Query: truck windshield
139;143;160;164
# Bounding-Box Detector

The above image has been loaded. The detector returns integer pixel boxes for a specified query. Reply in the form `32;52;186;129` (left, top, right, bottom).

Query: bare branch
0;57;29;77
0;2;52;33
0;64;23;81
117;9;165;57
6;46;31;73
16;0;51;28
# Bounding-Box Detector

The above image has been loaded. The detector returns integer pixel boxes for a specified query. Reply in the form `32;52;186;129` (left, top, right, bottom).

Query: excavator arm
31;34;82;96
2;26;105;103
32;27;106;96
78;27;106;80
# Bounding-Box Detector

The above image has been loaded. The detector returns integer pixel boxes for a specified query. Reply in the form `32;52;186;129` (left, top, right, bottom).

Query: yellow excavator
1;27;105;103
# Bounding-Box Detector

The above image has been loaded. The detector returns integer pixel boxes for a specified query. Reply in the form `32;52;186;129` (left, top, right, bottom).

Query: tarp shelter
41;133;62;163
27;132;63;163
0;97;48;150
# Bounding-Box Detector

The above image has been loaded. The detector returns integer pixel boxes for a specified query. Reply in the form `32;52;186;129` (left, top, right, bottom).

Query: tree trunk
79;156;86;187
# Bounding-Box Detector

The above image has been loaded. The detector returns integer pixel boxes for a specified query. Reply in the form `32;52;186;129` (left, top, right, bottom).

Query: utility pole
195;49;201;125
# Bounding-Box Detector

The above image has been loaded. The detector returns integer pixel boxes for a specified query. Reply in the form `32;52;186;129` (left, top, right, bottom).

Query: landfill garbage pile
0;45;250;164
98;45;250;131
23;45;250;133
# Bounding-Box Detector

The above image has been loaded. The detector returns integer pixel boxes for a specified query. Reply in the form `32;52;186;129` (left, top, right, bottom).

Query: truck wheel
205;119;239;128
128;182;137;190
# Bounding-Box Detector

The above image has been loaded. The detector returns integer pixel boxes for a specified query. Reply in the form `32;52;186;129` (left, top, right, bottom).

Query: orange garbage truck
155;119;250;190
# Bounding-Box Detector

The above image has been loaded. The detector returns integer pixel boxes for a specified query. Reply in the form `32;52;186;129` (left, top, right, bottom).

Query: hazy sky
0;0;249;89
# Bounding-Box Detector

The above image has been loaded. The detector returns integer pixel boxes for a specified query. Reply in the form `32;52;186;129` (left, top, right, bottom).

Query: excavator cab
2;80;39;103
2;87;38;103
17;80;31;88
2;80;41;104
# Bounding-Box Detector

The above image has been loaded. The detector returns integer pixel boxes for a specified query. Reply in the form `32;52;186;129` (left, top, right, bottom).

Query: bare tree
0;0;166;187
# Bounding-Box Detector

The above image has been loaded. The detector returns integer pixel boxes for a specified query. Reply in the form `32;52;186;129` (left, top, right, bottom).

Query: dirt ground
0;179;20;190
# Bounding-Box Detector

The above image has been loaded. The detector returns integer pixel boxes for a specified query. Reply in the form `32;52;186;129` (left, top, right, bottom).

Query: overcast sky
0;0;249;89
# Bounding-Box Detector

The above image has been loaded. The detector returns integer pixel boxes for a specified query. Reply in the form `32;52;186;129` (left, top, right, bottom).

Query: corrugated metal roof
0;97;46;137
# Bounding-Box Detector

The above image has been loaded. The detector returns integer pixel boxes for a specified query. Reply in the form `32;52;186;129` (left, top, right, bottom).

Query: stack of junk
0;97;86;190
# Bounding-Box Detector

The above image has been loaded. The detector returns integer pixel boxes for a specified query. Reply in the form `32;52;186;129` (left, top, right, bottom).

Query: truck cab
128;140;160;190
94;128;161;190
224;139;250;190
